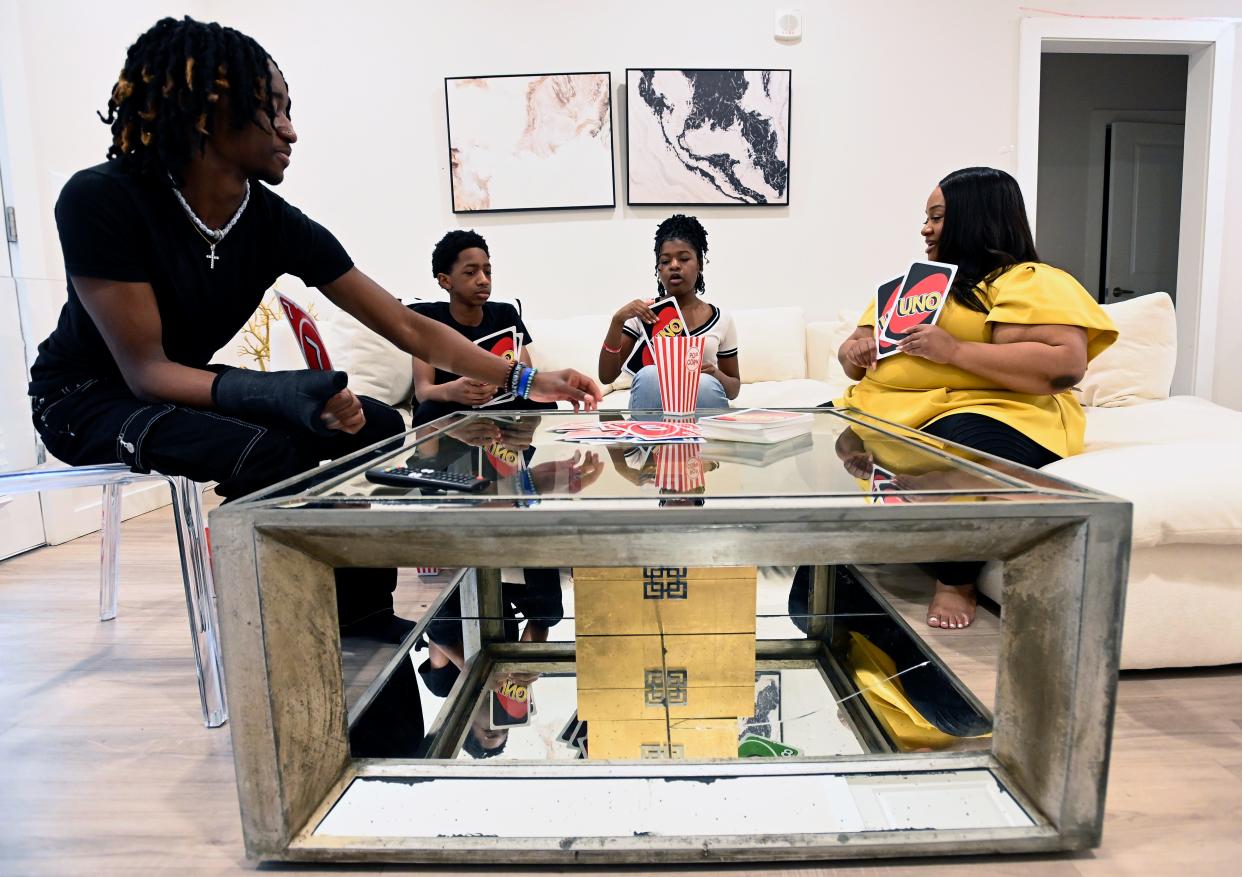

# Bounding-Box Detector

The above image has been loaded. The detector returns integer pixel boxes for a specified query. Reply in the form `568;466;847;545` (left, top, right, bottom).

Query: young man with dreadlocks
26;17;600;642
598;214;741;410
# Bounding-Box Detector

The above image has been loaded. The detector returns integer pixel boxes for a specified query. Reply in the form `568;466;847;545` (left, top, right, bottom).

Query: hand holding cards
473;325;522;407
874;260;957;361
623;296;688;376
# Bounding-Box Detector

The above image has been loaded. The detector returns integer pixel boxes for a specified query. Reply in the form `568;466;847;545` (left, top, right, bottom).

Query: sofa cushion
524;312;619;388
731;307;807;382
1077;292;1176;407
320;306;414;408
1083;395;1242;453
1043;439;1242;549
806;311;861;390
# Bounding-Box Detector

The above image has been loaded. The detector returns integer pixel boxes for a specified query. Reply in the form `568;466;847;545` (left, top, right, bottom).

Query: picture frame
625;68;791;207
444;72;616;213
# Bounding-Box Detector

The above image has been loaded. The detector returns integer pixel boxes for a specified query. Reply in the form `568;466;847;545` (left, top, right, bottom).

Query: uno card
623;297;687;376
738;734;802;758
879;261;957;348
276;293;333;370
481;441;522;477
870;463;908;504
474;325;521;407
489;677;532;729
874;275;905;360
557;711;580;745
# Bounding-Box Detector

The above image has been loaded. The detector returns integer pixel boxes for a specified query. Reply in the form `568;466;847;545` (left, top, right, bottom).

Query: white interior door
1103;121;1184;305
0;271;46;559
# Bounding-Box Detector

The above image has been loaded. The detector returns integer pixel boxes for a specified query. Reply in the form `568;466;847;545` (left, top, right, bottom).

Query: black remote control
365;466;493;493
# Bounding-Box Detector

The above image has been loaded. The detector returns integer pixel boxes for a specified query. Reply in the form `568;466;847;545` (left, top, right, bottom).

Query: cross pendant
206;245;219;270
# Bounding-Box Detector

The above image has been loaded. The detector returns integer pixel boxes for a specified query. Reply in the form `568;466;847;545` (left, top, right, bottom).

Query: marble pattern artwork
446;73;615;212
626;69;791;206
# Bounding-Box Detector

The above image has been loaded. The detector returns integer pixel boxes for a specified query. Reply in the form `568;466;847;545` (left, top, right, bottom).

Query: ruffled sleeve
985;263;1118;361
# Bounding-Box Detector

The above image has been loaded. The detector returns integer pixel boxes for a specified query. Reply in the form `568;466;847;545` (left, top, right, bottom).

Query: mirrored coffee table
208;407;1131;864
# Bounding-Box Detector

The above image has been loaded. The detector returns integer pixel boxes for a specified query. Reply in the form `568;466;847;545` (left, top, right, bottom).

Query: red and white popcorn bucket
416;567;442;577
652;334;705;416
655;442;706;492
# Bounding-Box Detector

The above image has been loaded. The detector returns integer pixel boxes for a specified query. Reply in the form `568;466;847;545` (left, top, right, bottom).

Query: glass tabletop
242;407;1098;511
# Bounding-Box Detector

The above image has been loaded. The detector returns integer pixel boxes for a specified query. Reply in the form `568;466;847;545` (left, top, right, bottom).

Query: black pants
919;413;1061;586
30;376;407;626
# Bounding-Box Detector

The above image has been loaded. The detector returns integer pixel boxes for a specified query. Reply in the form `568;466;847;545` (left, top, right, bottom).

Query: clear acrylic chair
0;464;227;727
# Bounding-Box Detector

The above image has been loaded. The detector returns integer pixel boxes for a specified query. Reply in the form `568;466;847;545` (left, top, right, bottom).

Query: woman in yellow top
836;166;1117;630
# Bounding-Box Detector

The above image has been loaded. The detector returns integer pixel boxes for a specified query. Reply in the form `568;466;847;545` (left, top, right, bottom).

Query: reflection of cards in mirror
870;463;908;504
489;678;532;729
622;296;687;376
560;420;703;445
556;711;588;758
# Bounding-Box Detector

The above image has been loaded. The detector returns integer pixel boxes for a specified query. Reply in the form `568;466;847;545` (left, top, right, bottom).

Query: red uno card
490;678;532;729
623;297;687;376
482;441;522;477
874;275;904;361
879;261;957;348
276;293;333;370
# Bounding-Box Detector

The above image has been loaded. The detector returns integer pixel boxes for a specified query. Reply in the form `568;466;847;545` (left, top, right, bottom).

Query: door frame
1018;17;1236;397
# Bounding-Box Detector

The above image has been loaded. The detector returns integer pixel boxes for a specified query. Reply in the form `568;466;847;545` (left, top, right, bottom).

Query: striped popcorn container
652;334;705;416
416;567;442;577
655;442;706;492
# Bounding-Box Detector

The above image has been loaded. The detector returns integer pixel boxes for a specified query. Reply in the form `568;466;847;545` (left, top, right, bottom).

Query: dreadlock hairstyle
431;229;489;278
654;214;709;294
934;167;1040;314
100;16;284;186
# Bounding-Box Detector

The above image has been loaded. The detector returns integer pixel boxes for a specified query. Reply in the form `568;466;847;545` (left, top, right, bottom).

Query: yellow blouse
834;263;1118;457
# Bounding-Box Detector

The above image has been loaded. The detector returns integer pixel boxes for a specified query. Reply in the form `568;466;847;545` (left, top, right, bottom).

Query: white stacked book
697;409;815;444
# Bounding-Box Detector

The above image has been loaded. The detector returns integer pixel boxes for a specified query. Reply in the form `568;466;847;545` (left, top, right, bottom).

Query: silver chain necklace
168;175;251;270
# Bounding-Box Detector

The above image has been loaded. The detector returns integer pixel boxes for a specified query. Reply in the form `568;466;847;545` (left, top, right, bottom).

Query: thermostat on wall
774;8;802;43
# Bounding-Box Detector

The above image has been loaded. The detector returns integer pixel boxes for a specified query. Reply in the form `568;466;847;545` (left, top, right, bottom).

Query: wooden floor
2;500;1240;876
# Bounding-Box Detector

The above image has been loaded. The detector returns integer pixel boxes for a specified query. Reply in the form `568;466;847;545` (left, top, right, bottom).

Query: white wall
1036;52;1188;291
3;0;1241;406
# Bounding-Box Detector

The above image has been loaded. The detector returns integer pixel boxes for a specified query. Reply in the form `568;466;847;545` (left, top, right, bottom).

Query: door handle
1111;287;1136;297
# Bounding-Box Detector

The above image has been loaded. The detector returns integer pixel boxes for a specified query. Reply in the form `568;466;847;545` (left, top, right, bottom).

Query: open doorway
1036;53;1187;306
1018;18;1235;398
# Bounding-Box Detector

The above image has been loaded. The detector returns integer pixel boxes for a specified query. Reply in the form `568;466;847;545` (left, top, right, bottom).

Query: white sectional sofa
324;293;1242;671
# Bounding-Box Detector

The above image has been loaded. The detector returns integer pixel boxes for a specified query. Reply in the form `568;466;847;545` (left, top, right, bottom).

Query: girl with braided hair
27;17;601;643
598;214;741;410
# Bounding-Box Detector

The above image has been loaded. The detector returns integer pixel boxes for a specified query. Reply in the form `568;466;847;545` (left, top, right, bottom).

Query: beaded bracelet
517;366;537;399
504;360;520;395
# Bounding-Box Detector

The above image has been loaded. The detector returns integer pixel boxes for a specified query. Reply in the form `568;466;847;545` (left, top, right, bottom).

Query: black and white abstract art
445;72;615;213
626;68;791;206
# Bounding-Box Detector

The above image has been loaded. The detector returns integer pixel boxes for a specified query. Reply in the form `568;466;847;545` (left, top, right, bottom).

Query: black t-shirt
28;160;353;394
407;300;532;388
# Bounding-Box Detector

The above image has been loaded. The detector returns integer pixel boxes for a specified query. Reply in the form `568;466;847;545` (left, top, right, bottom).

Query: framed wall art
445;72;616;213
626;68;791;206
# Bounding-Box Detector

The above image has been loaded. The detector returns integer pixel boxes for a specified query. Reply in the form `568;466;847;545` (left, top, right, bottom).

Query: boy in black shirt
409;230;557;425
27;17;599;642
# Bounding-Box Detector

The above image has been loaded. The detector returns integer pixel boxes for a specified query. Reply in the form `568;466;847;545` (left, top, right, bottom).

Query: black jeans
30;376;407;626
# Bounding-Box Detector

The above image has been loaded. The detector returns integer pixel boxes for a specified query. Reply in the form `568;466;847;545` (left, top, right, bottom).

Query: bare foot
927;581;976;629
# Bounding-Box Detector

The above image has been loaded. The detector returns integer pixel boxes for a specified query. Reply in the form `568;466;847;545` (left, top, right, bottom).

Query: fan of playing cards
874;260;957;359
552;419;703;445
622;296;688;376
